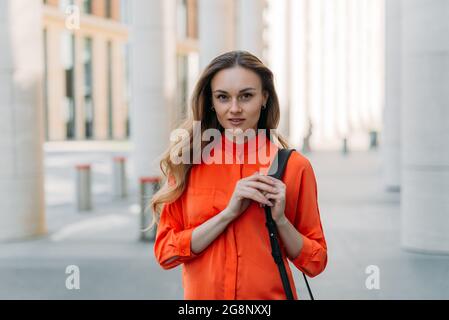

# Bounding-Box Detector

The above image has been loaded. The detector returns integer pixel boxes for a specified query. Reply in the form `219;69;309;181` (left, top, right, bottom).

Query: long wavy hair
148;50;290;228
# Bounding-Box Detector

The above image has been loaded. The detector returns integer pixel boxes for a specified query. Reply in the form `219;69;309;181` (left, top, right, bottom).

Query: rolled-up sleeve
289;160;328;278
154;197;199;270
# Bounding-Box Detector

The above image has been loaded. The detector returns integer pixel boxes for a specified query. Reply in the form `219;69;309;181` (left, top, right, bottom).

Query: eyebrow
213;88;257;94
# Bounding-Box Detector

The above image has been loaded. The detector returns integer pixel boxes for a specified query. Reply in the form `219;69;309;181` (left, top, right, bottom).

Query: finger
247;174;277;186
264;185;285;198
265;192;283;200
267;176;284;185
240;186;273;206
268;179;286;192
253;193;273;207
244;181;277;194
248;188;273;207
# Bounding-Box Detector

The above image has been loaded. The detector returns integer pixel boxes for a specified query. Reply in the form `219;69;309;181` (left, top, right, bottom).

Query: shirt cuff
290;234;314;267
178;227;198;258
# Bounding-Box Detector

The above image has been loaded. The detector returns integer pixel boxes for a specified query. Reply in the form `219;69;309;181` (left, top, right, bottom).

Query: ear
263;90;269;106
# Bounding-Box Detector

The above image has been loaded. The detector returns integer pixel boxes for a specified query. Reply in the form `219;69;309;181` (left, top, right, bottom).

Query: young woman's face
211;66;268;136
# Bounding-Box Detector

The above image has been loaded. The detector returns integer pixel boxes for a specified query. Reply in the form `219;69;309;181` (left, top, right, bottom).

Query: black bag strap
264;148;315;300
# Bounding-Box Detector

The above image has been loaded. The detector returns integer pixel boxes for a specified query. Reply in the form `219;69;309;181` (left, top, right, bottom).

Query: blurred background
0;0;448;299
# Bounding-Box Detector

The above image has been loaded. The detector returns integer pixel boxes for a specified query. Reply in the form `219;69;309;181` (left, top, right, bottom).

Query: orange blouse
154;131;327;300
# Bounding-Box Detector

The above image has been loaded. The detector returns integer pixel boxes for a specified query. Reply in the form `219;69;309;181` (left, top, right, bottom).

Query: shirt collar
221;129;268;158
201;129;279;166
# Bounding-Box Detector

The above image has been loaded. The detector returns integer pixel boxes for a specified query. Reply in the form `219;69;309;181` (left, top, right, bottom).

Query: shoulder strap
268;148;296;180
264;148;315;300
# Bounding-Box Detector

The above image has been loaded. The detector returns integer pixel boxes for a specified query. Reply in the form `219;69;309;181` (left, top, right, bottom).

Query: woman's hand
263;176;287;224
224;172;276;220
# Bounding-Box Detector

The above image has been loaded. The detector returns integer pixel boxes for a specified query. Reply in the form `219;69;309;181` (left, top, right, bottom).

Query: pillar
401;0;449;253
129;0;177;180
236;0;265;59
198;0;236;69
0;0;46;241
382;0;401;191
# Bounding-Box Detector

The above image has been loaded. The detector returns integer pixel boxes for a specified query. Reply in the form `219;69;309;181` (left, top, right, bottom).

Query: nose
229;97;242;113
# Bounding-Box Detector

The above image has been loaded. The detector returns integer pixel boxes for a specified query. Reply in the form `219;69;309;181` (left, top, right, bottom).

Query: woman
150;50;327;300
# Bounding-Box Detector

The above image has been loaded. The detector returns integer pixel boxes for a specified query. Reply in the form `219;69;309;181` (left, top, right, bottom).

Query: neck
223;128;260;144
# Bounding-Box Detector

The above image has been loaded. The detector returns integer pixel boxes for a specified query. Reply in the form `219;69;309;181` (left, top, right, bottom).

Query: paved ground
0;141;448;300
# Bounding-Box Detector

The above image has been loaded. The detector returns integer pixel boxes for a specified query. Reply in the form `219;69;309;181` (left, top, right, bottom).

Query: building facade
173;0;200;128
42;0;385;151
42;0;129;141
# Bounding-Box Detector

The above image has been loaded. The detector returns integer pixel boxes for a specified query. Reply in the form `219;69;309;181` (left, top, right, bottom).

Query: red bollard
112;156;127;198
76;164;92;211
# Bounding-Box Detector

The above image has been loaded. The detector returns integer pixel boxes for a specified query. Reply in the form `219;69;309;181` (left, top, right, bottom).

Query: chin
225;126;248;132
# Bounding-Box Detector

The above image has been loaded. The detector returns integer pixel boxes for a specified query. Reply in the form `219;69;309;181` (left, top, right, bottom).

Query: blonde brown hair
148;50;290;228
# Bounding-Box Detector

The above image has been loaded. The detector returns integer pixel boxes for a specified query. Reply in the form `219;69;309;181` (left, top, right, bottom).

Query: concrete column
236;0;265;59
368;0;385;139
264;0;290;139
401;0;449;254
382;0;401;191
289;0;308;149
198;0;236;69
129;0;177;180
0;0;46;241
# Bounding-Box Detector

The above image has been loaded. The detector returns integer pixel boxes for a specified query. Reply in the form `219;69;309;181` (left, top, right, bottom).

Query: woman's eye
217;95;228;100
241;93;253;100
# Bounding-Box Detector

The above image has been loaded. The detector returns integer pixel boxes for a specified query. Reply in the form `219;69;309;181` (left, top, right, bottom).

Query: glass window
123;43;131;138
107;41;114;139
83;37;94;139
176;54;189;121
176;52;199;124
83;0;92;14
61;32;76;139
105;0;112;18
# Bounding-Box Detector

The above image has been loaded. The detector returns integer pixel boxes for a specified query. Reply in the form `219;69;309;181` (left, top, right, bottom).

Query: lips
229;119;245;125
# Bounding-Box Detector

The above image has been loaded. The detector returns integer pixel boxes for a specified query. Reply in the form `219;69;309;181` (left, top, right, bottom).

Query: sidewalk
305;150;449;299
0;145;447;299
